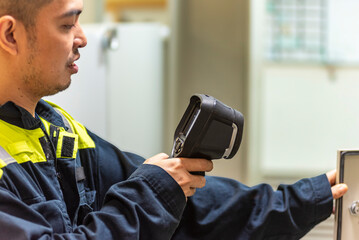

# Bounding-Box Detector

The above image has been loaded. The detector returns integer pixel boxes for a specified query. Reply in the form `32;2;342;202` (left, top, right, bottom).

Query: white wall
81;0;104;23
249;0;359;181
260;65;359;176
106;24;168;158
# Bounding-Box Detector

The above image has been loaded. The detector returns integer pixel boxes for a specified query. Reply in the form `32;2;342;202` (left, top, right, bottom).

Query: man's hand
326;169;348;199
144;153;213;199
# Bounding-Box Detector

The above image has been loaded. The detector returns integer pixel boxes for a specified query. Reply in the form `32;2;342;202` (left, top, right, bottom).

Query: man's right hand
144;153;213;199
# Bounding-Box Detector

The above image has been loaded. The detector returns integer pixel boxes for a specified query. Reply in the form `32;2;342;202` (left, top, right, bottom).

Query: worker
0;0;347;239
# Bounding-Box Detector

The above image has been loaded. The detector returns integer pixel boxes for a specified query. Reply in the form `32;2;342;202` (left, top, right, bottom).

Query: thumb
332;184;348;199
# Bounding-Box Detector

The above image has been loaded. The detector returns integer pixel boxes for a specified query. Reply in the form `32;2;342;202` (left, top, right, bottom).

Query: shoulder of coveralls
41;100;96;150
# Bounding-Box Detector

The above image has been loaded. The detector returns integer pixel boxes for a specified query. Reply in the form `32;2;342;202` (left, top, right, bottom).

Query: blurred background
46;0;359;238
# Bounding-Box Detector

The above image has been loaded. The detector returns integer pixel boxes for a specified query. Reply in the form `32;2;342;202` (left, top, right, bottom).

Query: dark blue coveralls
0;100;333;239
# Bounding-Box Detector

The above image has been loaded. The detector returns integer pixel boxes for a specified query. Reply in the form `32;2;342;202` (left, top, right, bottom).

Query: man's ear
0;16;18;55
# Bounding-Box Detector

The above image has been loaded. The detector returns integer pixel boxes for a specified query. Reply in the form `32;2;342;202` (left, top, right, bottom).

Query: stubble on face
17;0;85;101
21;36;72;98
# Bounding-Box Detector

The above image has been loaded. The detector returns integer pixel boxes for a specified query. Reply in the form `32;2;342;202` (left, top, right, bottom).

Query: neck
11;95;39;117
0;80;39;118
0;55;41;117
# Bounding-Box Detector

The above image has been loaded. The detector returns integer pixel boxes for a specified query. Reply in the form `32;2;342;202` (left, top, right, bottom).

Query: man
0;0;348;239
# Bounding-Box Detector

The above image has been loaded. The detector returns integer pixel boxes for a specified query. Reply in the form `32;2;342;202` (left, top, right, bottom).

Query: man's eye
63;24;75;30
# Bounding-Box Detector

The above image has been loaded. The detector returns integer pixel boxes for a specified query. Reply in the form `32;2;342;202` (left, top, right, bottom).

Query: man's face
20;0;87;98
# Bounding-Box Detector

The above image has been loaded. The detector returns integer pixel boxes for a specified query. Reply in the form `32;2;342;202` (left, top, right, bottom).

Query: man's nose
74;25;87;49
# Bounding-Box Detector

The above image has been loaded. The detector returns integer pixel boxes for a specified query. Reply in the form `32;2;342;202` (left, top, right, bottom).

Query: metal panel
334;150;359;240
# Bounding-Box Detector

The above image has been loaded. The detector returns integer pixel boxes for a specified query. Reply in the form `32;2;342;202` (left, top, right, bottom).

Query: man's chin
45;80;72;97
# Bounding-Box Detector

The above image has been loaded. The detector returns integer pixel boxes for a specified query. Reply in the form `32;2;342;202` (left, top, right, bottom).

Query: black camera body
171;94;244;160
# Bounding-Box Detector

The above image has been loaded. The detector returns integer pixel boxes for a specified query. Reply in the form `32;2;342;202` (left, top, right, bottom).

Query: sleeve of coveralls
172;174;333;240
0;164;187;240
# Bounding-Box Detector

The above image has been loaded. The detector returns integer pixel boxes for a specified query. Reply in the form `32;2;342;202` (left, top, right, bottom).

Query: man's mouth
68;61;79;74
67;55;80;73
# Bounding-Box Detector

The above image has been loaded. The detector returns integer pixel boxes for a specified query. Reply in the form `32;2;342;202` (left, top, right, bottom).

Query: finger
144;153;169;164
180;158;214;172
332;184;348;199
326;169;336;186
185;187;197;198
189;175;206;189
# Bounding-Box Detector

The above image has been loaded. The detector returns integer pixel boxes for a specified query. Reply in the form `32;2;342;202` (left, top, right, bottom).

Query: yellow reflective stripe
39;116;51;136
7;141;46;164
0;148;5;178
0;159;7;169
6;141;38;164
7;141;32;155
71;120;95;149
0;119;47;165
44;100;95;150
0;100;97;178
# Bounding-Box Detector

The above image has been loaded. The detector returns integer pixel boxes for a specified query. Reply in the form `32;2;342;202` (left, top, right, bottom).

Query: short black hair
0;0;53;29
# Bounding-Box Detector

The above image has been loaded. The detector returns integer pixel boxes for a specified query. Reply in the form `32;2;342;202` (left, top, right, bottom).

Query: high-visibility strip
39;116;51;136
0;145;16;166
54;108;73;133
0;145;15;179
47;102;95;149
45;100;95;149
